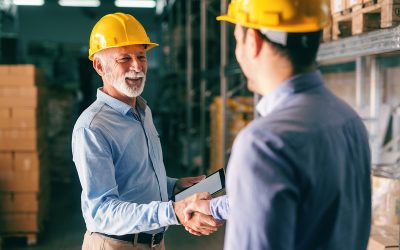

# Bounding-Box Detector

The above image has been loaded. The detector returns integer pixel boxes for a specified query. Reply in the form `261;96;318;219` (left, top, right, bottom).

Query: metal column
370;56;382;163
186;0;193;169
200;0;207;172
220;0;228;168
355;57;366;109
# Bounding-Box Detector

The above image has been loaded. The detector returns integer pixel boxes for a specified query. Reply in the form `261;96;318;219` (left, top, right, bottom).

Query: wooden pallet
332;0;400;40
322;24;333;42
0;232;38;246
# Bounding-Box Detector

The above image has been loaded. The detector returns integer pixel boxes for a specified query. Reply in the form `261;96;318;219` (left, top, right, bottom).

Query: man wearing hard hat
72;13;221;250
184;0;372;249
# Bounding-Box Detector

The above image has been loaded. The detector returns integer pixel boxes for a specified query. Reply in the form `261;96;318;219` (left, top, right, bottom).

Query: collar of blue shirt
256;70;323;117
96;87;147;116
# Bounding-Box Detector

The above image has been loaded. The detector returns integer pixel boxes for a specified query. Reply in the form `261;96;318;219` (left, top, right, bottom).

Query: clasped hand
173;176;224;236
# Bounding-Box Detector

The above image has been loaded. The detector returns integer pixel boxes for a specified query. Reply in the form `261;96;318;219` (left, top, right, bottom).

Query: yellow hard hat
88;12;159;60
217;0;330;33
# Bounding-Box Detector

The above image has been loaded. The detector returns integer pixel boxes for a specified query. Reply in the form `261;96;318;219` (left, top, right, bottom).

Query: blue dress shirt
72;89;179;235
211;71;371;250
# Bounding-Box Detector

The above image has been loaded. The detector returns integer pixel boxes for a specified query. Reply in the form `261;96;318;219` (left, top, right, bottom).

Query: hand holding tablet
173;168;226;201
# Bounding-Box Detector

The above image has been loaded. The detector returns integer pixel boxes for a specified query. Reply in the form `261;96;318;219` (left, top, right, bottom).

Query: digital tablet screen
173;168;225;201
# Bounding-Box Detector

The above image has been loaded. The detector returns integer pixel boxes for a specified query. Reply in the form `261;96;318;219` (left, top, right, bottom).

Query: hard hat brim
217;14;329;33
88;42;159;61
216;14;274;30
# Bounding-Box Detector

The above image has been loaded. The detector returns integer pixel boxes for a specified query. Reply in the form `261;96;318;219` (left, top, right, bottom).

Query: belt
97;232;164;247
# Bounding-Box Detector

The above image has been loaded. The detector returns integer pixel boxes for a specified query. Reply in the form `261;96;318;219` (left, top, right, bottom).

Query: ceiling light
115;0;156;8
58;0;100;7
13;0;44;6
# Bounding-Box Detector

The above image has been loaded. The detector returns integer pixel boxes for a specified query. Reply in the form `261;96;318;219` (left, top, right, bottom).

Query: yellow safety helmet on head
88;12;159;61
217;0;330;33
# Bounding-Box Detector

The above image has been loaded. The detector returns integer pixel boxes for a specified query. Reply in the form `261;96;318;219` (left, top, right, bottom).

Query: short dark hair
243;27;322;71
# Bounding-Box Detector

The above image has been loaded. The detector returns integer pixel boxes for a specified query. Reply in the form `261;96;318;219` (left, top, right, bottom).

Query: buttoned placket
133;106;166;202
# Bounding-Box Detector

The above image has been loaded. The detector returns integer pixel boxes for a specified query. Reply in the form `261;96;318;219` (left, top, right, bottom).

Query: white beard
108;71;146;98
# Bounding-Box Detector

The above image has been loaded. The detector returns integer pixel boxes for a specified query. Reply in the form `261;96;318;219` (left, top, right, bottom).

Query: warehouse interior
0;0;399;249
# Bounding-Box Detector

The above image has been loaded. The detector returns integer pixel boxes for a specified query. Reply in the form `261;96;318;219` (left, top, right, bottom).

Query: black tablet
173;168;226;201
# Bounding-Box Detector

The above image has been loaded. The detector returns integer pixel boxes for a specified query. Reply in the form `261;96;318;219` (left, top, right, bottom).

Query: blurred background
0;0;399;249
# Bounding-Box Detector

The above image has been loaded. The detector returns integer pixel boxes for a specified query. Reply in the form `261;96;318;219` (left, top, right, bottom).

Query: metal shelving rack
223;24;400;180
318;25;400;181
159;0;400;182
0;1;18;63
159;0;225;173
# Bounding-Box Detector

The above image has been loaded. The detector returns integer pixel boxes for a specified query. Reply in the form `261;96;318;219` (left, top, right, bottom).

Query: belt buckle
150;234;158;248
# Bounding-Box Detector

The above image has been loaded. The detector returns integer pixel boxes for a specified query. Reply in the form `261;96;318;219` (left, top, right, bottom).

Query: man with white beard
72;13;221;250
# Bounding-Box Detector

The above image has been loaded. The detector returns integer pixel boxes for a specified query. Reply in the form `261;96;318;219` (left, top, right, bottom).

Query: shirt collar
256;70;323;117
96;88;147;116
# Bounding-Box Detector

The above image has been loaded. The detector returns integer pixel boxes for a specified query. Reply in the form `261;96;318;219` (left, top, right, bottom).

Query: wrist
172;201;183;224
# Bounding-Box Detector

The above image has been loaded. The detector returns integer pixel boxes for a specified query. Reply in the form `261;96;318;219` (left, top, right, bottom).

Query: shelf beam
317;25;400;64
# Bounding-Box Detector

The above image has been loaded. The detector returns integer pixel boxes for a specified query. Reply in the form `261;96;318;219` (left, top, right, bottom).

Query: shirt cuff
210;195;229;220
157;201;180;226
167;177;178;198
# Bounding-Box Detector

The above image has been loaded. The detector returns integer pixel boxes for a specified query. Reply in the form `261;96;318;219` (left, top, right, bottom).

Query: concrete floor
2;169;225;250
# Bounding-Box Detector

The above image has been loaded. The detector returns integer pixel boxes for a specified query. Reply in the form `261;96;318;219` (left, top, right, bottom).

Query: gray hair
93;50;109;68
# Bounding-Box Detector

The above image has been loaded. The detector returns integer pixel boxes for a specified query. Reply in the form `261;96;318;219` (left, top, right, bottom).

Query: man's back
225;72;371;250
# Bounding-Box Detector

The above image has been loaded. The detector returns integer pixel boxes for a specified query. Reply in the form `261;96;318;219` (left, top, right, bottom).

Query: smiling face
94;44;148;101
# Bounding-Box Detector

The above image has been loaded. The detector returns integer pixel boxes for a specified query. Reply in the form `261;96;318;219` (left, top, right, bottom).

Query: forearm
86;198;180;235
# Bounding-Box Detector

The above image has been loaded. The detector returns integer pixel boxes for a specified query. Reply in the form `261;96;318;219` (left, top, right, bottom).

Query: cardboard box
11;108;37;128
368;225;399;250
0;64;42;86
15;152;39;172
0;108;11;128
0;152;12;171
332;0;346;13
0;193;38;213
372;176;400;225
0;169;39;192
0;108;38;129
0;129;38;151
0;213;38;232
0;86;38;108
0;152;41;192
347;0;362;8
7;65;36;75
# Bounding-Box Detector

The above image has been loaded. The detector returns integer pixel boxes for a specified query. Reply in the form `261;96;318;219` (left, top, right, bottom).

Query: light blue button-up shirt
210;71;371;250
72;89;179;235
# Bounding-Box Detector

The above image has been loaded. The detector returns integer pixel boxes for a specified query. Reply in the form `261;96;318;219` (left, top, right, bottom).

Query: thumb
183;205;194;222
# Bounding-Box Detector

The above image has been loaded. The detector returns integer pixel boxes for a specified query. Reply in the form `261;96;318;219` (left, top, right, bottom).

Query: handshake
172;176;224;236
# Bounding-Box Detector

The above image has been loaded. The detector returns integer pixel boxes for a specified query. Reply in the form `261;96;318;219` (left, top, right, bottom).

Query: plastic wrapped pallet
372;175;400;225
209;96;253;174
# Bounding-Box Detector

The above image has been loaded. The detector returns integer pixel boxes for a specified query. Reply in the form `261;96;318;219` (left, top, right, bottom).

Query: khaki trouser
82;231;165;250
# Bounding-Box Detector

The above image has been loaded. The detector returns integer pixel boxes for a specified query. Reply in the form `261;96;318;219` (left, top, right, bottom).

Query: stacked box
0;65;49;236
372;175;400;226
368;225;399;249
347;0;363;8
331;0;347;13
209;96;254;174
